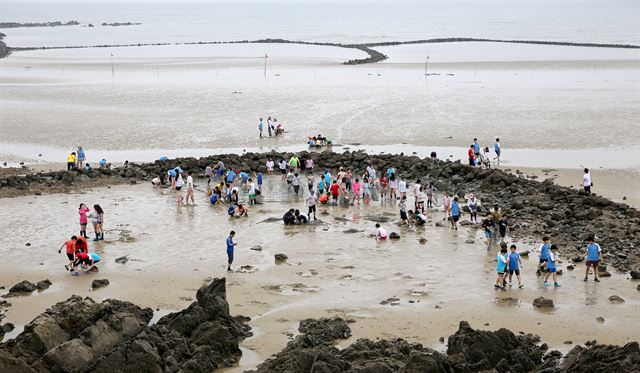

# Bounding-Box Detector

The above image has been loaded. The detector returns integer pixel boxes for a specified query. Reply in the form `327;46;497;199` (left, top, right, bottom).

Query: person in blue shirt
450;197;461;230
507;244;524;288
584;234;603;282
256;172;263;191
77;146;86;168
226;169;236;185
99;159;108;168
84;163;92;172
386;167;396;177
544;245;561;287
226;231;237;272
495;246;508;290
536;236;551;276
258;117;264;138
494;138;501;164
209;193;219;205
239;171;249;186
473;138;480;164
227;203;236;217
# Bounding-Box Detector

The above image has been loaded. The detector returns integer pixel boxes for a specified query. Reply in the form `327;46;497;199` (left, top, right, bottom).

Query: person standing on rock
473;138;480;164
582;168;592;194
258;117;264;138
543;245;561;287
226;231;237;272
584;235;603;282
76;146;86;168
467;145;476;166
66;152;77;171
536;236;551;276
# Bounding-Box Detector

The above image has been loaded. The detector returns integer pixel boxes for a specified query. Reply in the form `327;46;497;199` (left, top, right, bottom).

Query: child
467;194;478;223
248;178;257;205
292;173;302;195
256;172;263;192
536;236;551;276
544;245;561;287
362;176;371;203
380;174;389;200
498;215;509;244
329;180;340;204
442;193;451;221
388;174;397;200
185;171;195;206
227;203;236;217
450;197;461;230
507;244;524;288
375;223;388;240
584;234;603;282
175;172;184;207
481;214;494;250
306;191;317;220
399;196;409;225
58;236;77;270
495;246;508;290
426;182;435;209
237;203;248;217
78;203;90;238
226;231;237;272
352;178;362;205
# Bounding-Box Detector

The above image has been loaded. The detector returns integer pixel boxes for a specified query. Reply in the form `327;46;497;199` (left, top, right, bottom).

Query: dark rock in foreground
533;296;554;308
5;281;37;296
0;278;250;372
91;279;109;289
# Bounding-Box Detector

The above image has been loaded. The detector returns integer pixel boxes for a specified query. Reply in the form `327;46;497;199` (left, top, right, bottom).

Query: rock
600;271;611;277
114;255;129;264
564;340;573;344
275;254;288;264
630;270;640;279
2;322;15;333
439;336;445;343
533;297;554;308
598;264;607;272
380;297;400;305
342;228;361;234
567;265;574;270
418;238;427;244
366;214;390;223
6;280;37;295
250;245;263;251
559;342;640;372
389;232;401;240
435;221;446;227
596;317;605;323
25;243;31;247
465;239;474;244
608;295;625;303
519;250;530;256
36;279;52;290
91;279;110;289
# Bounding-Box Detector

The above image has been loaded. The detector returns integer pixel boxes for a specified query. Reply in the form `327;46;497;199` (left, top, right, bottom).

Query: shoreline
4;37;639;65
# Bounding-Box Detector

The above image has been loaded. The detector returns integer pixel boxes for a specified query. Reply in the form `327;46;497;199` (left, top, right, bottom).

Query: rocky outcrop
0;21;80;28
558;341;640;372
1;151;639;272
0;33;9;59
0;278;250;372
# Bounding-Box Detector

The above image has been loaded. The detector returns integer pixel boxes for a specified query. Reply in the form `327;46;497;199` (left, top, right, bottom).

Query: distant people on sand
76;146;86;168
66;152;76;170
494;138;501;165
258;117;264;138
582;168;592;194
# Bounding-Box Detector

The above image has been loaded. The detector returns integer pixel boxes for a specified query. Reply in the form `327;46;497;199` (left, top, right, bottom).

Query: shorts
539;258;549;264
249;193;256;199
484;231;491;238
584;186;591;193
227;251;234;264
495;150;501;157
280;169;287;174
308;205;316;213
400;211;408;220
469;158;475;166
452;215;460;222
547;267;557;273
66;253;75;261
80;223;87;227
586;260;599;267
509;269;520;275
175;186;182;191
497;271;505;275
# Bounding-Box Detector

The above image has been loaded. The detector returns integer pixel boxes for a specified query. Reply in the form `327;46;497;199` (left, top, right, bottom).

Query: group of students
65;146;110;171
58;235;101;275
467;138;501;168
258;116;285;138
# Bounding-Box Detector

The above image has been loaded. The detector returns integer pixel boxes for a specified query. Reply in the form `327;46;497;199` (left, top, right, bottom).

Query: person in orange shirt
74;236;88;254
58;236;77;270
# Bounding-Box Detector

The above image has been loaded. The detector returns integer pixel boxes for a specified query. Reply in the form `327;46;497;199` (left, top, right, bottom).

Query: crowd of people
467;138;501;168
258;116;285;138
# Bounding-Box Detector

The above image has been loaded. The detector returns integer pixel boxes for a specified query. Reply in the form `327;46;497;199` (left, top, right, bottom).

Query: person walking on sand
507;244;524;288
91;204;104;241
225;231;237;272
267;116;273;137
450;196;461;230
467;193;478;223
544;245;561;287
306;190;317;220
78;203;90;238
582;168;592;194
494;138;501;165
481;214;494;250
258;117;264;138
292;172;302;195
77;146;86;168
498;214;509;244
495;245;508;290
442;192;451;221
584;234;603;282
399;196;409;225
66;152;77;171
185;171;195;206
175;172;184;207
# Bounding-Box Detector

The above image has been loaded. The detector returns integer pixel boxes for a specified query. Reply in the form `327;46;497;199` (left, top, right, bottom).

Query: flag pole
110;53;115;81
264;53;267;78
424;51;429;76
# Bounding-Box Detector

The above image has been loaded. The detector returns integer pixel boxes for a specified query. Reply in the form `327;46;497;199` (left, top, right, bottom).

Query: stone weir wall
1;150;639;273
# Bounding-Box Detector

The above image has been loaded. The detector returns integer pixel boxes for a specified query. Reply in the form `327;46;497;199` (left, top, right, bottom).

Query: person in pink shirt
78;203;90;238
352;178;362;205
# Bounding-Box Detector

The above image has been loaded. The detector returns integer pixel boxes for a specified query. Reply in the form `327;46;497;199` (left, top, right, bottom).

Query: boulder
36;279;52;290
389;232;401;240
533;297;554;308
608;295;625;304
92;279;110;289
114;256;129;264
7;280;37;295
559;342;640;372
630;270;640;280
274;254;288;264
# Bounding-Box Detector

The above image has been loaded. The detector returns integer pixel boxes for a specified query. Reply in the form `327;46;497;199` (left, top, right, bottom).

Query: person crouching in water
294;209;308;224
283;209;296;225
72;252;101;274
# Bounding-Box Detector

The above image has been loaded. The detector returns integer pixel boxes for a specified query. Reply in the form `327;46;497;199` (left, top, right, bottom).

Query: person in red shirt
468;145;476;166
58;236;77;270
380;175;389;200
329;180;340;204
74;236;88;254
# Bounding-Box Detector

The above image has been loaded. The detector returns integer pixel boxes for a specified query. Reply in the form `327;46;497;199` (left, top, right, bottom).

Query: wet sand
1;179;638;371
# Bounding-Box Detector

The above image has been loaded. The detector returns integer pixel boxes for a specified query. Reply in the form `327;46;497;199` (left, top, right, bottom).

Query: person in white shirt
366;164;376;180
279;159;287;181
582;168;592;194
292;173;302;195
412;180;421;210
398;178;407;199
375;223;388;240
248;179;257;205
175;173;184;207
185;171;195;206
266;159;275;174
306;191;317;220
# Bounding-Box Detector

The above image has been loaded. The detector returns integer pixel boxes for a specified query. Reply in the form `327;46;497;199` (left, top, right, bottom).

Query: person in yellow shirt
67;152;77;170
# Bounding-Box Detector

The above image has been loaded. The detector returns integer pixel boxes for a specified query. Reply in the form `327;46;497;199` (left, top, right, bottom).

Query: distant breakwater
3;37;639;64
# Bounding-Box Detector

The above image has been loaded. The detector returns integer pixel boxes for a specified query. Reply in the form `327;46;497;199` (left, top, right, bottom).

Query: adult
226;231;237;272
289;154;301;172
215;160;226;178
77;146;86;168
279;159;288;181
467;145;475;166
467;193;478;223
175;172;184;207
306;191;317;220
305;157;314;175
582;168;592;194
66;152;76;171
